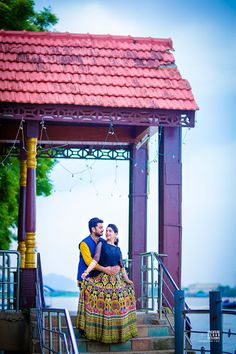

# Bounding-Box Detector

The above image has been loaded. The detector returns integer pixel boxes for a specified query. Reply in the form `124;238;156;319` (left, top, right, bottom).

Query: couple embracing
76;217;137;343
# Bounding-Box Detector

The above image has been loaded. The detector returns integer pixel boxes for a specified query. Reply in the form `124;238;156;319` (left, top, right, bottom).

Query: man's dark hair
88;217;103;233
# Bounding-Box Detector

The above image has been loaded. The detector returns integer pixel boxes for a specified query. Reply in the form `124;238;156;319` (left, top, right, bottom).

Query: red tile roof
0;31;198;111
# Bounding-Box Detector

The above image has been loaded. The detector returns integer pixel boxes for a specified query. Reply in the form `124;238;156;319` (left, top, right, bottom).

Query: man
77;217;120;287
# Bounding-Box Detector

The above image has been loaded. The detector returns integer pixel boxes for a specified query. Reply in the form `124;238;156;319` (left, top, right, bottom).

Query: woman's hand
81;272;88;280
125;279;133;285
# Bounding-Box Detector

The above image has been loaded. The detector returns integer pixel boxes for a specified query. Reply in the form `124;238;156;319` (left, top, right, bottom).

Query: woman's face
105;227;117;243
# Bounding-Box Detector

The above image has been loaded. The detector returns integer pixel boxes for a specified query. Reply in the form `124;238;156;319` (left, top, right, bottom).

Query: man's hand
102;265;120;275
110;265;120;275
102;266;112;275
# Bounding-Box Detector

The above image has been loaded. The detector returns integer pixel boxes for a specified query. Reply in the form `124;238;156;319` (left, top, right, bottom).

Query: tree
0;156;57;249
0;0;58;31
0;1;58;249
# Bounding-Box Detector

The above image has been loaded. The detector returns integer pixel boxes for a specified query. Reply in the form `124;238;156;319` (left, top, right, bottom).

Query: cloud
55;2;138;35
182;141;236;286
36;159;130;280
30;0;235;288
52;1;236;99
172;22;236;98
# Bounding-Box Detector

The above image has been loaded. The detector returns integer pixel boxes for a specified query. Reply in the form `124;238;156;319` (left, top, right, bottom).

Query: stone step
136;312;171;325
66;312;176;352
79;351;175;354
136;324;171;337
73;324;171;339
69;311;173;327
77;335;175;353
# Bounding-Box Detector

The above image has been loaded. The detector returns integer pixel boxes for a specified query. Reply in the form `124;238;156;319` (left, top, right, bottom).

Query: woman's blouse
93;241;124;268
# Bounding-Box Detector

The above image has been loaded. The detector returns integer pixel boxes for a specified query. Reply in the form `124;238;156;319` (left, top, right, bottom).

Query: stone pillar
129;144;148;308
158;127;182;305
17;146;27;268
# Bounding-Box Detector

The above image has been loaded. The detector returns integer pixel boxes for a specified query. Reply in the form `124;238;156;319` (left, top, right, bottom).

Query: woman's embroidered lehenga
77;242;137;343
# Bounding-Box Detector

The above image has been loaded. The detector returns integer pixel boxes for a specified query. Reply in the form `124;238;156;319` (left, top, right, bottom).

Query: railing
39;308;79;354
140;252;188;324
140;250;188;345
140;252;236;354
36;253;79;354
122;258;132;278
0;250;20;311
175;290;236;354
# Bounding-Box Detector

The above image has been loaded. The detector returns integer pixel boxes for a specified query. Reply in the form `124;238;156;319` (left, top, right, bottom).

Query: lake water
45;295;236;353
187;297;236;353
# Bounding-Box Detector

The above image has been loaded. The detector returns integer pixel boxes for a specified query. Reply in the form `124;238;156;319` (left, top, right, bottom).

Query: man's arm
80;242;107;272
96;264;120;275
80;242;97;267
80;242;120;275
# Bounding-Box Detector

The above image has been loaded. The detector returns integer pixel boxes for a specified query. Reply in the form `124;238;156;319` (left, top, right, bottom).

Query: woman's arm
119;249;133;284
121;267;133;284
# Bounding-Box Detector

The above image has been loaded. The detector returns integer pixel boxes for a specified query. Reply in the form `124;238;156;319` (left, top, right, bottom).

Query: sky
31;0;236;287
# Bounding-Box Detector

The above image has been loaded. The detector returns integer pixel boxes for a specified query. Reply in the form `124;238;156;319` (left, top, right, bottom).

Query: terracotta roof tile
0;31;198;110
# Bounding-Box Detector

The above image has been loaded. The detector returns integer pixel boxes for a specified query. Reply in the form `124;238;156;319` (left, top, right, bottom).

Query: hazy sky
32;0;236;287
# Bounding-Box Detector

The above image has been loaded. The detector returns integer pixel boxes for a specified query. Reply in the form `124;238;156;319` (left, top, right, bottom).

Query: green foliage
0;156;57;249
0;157;19;249
36;158;57;196
32;6;58;32
0;0;58;31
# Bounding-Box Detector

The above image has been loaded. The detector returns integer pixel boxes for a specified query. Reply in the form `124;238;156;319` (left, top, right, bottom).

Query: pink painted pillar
158;127;182;304
17;145;27;268
25;121;38;269
129;144;148;309
20;121;38;309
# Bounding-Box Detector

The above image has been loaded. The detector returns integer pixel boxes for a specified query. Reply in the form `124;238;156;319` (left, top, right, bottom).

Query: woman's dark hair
107;223;119;245
107;223;118;234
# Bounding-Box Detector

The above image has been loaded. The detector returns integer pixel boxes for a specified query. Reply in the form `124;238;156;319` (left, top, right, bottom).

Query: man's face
93;223;104;237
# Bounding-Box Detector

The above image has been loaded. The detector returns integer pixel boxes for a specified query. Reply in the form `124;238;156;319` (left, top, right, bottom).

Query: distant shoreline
45;291;79;297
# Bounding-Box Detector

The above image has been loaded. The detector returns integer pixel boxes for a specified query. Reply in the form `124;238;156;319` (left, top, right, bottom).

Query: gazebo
0;30;198;308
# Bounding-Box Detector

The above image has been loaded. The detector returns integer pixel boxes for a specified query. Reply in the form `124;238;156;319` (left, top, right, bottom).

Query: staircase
70;312;175;354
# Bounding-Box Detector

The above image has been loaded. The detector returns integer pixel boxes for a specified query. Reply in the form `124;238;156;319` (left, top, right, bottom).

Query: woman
77;223;137;343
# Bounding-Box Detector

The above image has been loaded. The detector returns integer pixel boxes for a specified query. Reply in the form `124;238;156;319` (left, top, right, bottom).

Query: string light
182;127;191;146
41;120;128;194
38;118;191;181
0;118;25;166
1;117;192;197
52;123;191;195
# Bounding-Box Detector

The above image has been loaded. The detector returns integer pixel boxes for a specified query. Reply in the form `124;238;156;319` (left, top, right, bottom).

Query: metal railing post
0;250;20;311
35;253;79;354
7;255;11;309
174;289;185;354
2;252;6;310
151;253;154;310
158;264;163;320
209;291;222;354
140;254;144;308
15;253;20;311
